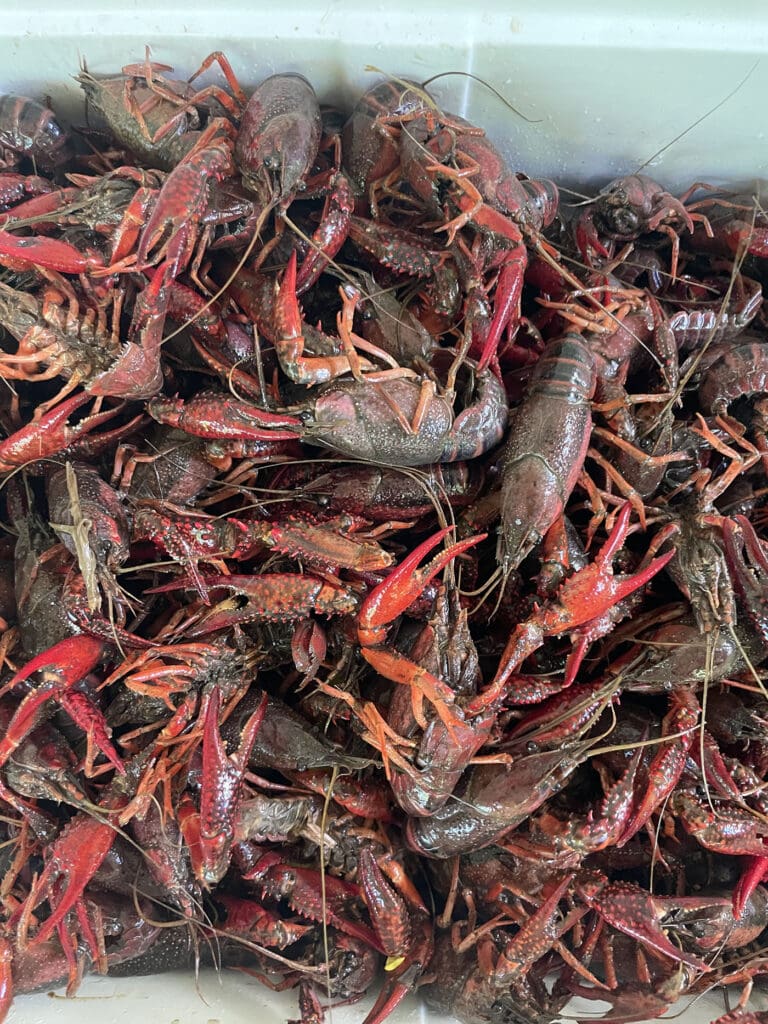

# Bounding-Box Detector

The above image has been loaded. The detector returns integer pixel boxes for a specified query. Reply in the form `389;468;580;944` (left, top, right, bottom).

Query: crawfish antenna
634;60;759;173
419;71;542;124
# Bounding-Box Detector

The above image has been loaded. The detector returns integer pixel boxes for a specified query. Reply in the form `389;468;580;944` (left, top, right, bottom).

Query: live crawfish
0;55;767;1024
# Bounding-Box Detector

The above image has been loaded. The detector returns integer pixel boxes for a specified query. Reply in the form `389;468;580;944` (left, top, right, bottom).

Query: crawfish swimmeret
0;54;766;1024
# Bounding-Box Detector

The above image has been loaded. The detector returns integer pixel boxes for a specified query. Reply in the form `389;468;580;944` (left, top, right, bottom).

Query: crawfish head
236;73;322;208
591;173;690;238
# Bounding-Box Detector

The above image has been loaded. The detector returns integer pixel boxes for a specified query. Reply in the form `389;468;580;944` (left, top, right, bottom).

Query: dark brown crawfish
0;93;73;171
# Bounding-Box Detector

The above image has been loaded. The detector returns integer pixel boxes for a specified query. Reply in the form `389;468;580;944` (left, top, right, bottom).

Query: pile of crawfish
0;51;767;1024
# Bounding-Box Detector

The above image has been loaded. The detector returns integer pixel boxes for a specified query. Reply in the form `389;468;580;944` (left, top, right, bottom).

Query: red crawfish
698;337;768;472
146;364;508;466
131;504;394;603
686;190;768;259
388;94;559;360
471;501;675;712
320;527;486;778
385;584;495;817
91;118;237;399
178;687;267;886
0;392;143;475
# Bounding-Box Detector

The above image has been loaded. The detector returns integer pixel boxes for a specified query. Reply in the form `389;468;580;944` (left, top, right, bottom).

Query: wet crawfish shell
679;885;768;953
303;375;507;466
47;462;129;573
341;77;424;197
422;932;560;1024
235;73;321;204
302;378;451;464
77;72;198;170
122;426;218;504
0;93;73;170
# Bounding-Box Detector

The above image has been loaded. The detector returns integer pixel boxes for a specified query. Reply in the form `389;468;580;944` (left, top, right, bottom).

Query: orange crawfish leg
335;281;417;383
185;50;249;109
691;412;760;505
586;445;648;529
357;529;486;734
272;251;377;385
359;644;460;737
123;50;245;143
317;682;416;781
591;425;690;469
424;154;485;244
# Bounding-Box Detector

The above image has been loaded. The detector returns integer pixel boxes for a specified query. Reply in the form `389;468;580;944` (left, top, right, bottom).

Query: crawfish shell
235;73;321;204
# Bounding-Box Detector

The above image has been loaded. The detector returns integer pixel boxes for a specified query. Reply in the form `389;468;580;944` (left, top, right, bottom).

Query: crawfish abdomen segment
698;339;768;415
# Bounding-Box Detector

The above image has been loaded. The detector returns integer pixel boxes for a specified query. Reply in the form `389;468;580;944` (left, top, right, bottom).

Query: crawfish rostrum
0;50;766;1024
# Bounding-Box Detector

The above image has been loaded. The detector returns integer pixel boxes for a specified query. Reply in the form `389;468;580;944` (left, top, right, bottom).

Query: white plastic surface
3;4;768;1021
7;969;768;1024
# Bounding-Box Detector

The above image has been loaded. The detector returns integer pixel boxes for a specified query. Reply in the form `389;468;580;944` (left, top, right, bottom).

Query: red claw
734;856;768;918
358;845;411;957
358;528;486;645
0;231;105;274
198;687;267;885
294;169;354;294
469;502;675;714
27;814;116;946
576;876;713;973
0;636;122;774
356;529;486;738
0;393;129;472
146;392;303;441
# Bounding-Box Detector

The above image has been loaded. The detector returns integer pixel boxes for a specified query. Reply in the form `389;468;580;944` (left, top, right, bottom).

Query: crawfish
406;744;592;858
574;173;710;277
0;93;73;171
341;77;424;206
0;277;124;401
296;365;508;466
386;584;495;816
498;332;595;572
235;72;321;209
78;52;245;171
292;461;480;524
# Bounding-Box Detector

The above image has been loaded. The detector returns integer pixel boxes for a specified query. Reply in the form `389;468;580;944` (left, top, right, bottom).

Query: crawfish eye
612;208;639;234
